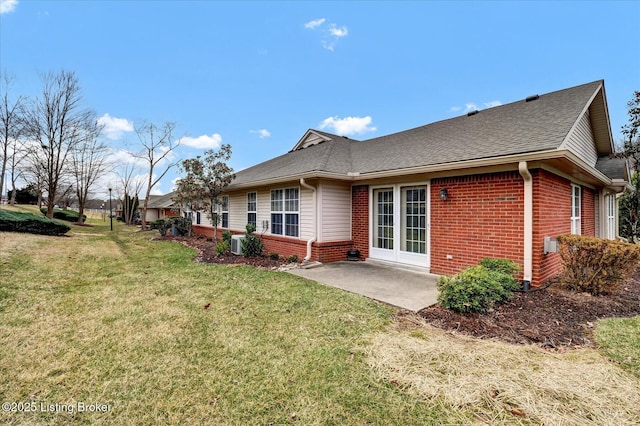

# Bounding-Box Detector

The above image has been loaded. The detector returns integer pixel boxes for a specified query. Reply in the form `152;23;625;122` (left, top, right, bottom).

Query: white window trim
606;194;616;240
270;187;299;237
571;184;581;235
219;195;229;229
247;192;257;227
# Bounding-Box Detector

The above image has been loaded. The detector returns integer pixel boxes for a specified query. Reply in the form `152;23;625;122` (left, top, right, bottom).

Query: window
220;196;229;228
196;211;201;225
247;192;257;228
401;186;426;254
270;188;299;237
571;184;581;235
606;194;616;240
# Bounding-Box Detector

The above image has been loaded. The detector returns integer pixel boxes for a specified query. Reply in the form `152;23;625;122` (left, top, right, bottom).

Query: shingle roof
231;80;614;187
146;192;176;208
595;156;629;181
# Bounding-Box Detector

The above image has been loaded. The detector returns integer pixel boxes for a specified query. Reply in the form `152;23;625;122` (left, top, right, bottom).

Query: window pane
247;192;257;212
222;212;228;228
271;190;283;212
285;188;299;212
271;213;283;235
285;213;299;237
247;213;256;227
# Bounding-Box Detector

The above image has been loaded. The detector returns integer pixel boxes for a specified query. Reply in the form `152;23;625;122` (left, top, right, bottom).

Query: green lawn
1;205;639;425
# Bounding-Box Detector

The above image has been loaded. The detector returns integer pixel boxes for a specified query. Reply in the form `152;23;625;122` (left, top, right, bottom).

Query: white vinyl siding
606;194;616;240
319;181;351;242
563;111;598;167
299;187;314;240
571;184;581;235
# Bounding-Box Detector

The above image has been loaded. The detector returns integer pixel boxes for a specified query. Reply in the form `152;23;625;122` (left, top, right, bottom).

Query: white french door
370;184;430;268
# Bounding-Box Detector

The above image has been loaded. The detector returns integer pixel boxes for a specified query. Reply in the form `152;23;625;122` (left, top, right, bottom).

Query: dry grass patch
365;314;640;425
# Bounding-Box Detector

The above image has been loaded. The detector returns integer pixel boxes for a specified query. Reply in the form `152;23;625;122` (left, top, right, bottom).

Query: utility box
543;236;558;255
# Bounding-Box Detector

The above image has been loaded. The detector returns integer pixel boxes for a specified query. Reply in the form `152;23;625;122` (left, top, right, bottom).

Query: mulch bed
159;234;640;350
160;235;289;268
418;271;640;350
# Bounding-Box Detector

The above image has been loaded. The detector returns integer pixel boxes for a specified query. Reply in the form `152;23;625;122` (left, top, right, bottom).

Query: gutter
518;161;533;289
299;178;317;262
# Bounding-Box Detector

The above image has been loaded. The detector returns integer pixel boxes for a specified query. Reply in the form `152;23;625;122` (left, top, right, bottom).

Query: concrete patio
288;261;439;312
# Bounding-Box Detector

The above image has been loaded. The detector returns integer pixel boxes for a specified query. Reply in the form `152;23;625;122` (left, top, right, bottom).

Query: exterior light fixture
439;188;449;201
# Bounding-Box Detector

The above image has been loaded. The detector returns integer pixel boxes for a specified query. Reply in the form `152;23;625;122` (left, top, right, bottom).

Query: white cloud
450;106;462;112
304;18;326;29
180;133;222;149
305;18;348;51
0;0;18;14
250;129;271;139
484;100;502;108
329;24;348;38
97;113;134;140
465;103;478;112
319;116;376;136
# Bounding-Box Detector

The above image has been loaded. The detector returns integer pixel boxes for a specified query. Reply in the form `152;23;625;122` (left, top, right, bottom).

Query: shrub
40;207;86;223
557;234;640;295
479;258;520;276
169;216;191;236
241;224;263;258
0;210;70;236
222;230;232;246
437;264;520;313
269;252;280;260
150;218;171;237
286;254;299;263
216;240;230;256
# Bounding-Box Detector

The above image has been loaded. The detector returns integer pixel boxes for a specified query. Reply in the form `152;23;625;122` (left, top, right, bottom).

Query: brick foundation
191;225;354;262
351;185;369;260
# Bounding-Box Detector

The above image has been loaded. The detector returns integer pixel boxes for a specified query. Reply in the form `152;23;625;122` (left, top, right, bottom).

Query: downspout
300;178;317;262
518;161;533;288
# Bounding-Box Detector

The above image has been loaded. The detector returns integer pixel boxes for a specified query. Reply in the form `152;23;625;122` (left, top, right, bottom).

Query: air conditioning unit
231;235;245;255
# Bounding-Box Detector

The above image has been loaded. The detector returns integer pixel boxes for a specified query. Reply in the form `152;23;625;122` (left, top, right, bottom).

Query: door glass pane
401;186;426;254
373;189;394;249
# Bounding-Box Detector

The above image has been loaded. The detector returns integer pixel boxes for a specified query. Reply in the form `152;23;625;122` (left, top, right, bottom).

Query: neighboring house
192;80;629;287
143;193;178;223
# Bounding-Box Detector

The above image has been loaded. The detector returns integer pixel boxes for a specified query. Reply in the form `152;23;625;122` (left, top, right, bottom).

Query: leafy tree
617;91;640;241
173;144;234;244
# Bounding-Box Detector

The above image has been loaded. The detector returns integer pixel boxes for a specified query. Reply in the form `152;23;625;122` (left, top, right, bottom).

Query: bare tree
71;116;110;223
134;121;180;230
24;70;91;218
0;72;26;204
116;157;143;225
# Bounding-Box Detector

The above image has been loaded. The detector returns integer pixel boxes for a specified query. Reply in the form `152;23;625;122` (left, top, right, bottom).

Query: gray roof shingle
231;80;615;187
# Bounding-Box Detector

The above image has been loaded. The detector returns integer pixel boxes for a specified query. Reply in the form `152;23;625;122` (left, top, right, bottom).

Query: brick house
191;80;628;286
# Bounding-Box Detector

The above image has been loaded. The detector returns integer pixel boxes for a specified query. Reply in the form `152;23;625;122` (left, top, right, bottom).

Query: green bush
150;218;171;237
216;240;230;256
437;264;520;313
269;252;280;260
286;254;299;263
40;207;86;223
222;230;232;246
241;224;263;258
479;258;520;276
169;216;191;236
557;234;640;295
0;210;70;236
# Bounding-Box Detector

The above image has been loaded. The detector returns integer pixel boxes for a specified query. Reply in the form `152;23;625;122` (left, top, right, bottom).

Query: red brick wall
582;187;596;237
430;171;525;277
532;170;570;284
351;185;369;260
191;225;353;262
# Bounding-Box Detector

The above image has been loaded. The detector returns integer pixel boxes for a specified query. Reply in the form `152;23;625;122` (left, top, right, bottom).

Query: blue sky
1;0;639;197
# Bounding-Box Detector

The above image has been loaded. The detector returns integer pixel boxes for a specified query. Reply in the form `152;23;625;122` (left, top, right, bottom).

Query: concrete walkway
288;261;439;312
